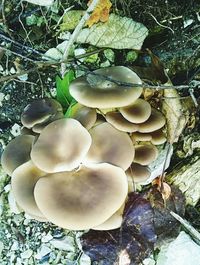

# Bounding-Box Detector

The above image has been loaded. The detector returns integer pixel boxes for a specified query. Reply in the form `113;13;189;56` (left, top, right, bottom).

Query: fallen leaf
146;185;185;246
77;13;148;50
86;0;112;27
81;193;156;265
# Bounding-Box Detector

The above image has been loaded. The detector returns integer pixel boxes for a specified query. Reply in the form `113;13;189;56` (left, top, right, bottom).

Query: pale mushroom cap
131;132;152;142
69;103;97;130
120;98;151;124
134;144;158;166
84;122;135;170
138;108;166;133
34;163;128;230
92;203;125;231
69;66;143;108
31;118;92;173
1;135;35;175
21;98;63;129
150;130;166;145
126;163;151;183
106;111;139;132
11;160;46;218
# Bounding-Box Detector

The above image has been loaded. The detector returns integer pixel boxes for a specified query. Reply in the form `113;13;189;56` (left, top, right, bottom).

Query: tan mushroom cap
106;111;139;132
126;163;151;183
21;98;63;129
32;112;64;133
69;102;97;130
1;135;35;176
150;130;166;145
84;122;135;170
119;98;151;124
31;118;92;173
134;144;158;166
69;66;143;108
92;203;125;231
11;160;46;218
34;163;128;230
131;132;152;143
138;108;166;133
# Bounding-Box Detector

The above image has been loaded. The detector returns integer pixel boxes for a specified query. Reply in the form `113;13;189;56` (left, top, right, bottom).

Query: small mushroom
31;118;92;173
69;102;97;130
133;144;158;165
126;163;151;183
21;98;63;132
138;108;166;133
150;129;166;145
34;163;128;230
120;98;151;124
106;111;139;132
11;160;46;219
92;203;125;230
1;135;35;175
84;122;135;170
69;66;143;108
131;132;152;143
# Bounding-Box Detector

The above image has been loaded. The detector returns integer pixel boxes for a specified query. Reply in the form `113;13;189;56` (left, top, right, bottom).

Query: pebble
35;245;51;260
10;123;21;137
21;249;33;259
41;233;53;243
50;236;75;252
0;241;4;254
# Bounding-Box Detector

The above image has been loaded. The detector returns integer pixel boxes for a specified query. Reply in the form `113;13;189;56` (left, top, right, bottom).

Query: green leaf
56;70;75;109
64;99;77;118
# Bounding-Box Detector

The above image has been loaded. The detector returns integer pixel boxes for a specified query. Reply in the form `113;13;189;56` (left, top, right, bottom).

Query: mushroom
138;108;166;133
92;203;125;230
69;66;143;108
131;132;152;143
133;144;158;165
21;98;64;132
120;98;151;123
105;111;139;132
84;122;135;170
69;102;97;130
31;118;92;173
150;129;166;145
126;163;151;183
1;135;35;175
11;160;46;219
34;163;128;230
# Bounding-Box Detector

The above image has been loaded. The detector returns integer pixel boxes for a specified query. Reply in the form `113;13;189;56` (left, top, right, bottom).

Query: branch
60;0;100;77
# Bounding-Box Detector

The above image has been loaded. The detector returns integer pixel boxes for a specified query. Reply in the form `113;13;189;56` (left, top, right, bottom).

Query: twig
0;68;38;83
60;0;100;77
170;211;200;244
148;13;175;34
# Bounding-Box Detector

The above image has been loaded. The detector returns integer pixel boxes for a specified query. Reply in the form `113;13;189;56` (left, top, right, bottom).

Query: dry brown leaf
86;0;112;27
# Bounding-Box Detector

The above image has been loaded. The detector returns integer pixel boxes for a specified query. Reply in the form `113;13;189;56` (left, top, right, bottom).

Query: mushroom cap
21;98;63;129
126;163;151;183
34;163;128;230
32;112;64;133
138;108;166;133
69;66;143;108
84;122;135;170
1;135;35;175
131;132;152;142
134;144;158;166
11;160;46;218
69;103;97;130
106;111;139;132
120;98;151;124
31;118;92;173
92;203;125;231
150;129;166;145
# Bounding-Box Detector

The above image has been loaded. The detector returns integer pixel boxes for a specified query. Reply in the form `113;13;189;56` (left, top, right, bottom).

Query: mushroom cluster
1;66;167;231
